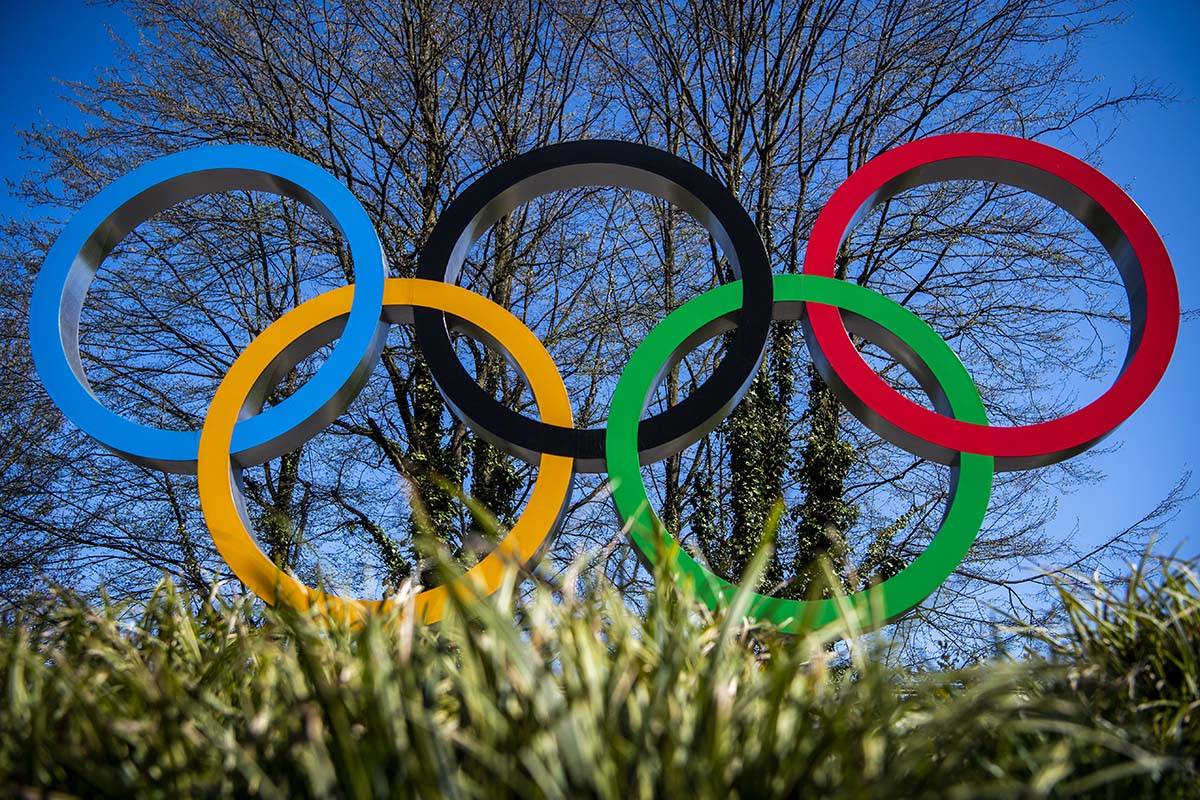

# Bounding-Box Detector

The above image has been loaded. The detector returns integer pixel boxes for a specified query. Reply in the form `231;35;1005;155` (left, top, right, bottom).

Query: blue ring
29;145;387;473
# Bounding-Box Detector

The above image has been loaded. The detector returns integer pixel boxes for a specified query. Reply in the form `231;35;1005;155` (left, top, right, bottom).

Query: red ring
803;133;1179;468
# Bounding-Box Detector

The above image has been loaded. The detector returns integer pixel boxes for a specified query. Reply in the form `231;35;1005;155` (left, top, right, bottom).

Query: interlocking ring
197;279;574;624
30;135;1178;632
28;145;388;473
607;275;993;633
803;133;1180;470
414;140;774;473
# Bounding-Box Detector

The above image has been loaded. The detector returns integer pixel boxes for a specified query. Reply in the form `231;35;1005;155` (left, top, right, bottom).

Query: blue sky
1057;2;1200;558
1;1;1196;562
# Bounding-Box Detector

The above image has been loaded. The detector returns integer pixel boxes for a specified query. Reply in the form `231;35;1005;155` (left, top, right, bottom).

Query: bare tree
0;0;1186;663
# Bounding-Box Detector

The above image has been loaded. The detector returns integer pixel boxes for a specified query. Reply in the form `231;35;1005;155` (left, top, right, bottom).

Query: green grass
1;557;1197;799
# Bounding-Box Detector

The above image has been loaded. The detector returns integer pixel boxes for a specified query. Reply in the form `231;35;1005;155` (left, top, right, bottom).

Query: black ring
414;140;774;473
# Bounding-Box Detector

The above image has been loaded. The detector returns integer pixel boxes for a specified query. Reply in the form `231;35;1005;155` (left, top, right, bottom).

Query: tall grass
1;557;1196;798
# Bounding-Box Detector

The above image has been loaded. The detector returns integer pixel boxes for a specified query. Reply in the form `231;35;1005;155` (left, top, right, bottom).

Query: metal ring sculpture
30;134;1179;631
414;140;774;473
29;145;389;473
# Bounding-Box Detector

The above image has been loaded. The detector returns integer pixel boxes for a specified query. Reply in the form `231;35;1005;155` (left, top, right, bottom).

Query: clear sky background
1;1;1196;563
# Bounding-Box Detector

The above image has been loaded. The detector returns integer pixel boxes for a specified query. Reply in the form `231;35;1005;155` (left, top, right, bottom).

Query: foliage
1045;558;1200;768
0;556;1196;799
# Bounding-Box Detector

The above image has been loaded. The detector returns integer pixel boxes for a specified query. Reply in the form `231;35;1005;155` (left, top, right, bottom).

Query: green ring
605;274;994;633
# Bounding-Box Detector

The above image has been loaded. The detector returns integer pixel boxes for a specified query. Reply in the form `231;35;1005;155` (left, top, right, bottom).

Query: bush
0;558;1196;798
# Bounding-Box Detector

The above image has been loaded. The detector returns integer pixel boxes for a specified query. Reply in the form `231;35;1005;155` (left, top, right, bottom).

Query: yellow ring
197;278;574;624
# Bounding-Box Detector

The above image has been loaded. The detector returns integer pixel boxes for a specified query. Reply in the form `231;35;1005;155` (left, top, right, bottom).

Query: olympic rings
30;136;1179;633
197;279;574;624
607;274;993;632
803;133;1180;470
414;140;774;473
29;145;388;474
